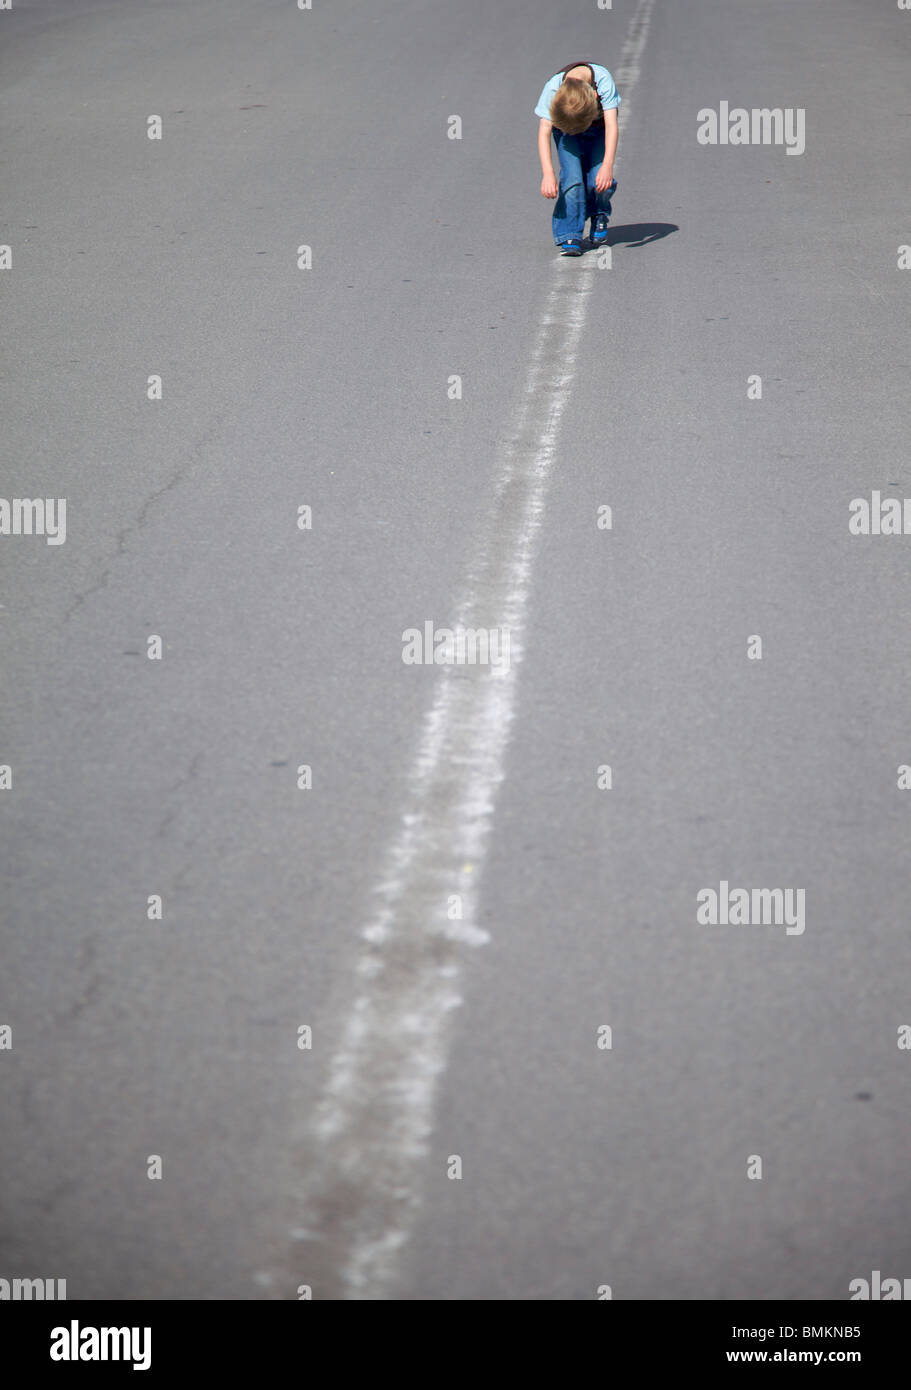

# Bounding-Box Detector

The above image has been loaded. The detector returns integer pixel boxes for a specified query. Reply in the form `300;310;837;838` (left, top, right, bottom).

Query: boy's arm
538;117;554;174
538;118;558;198
596;108;619;191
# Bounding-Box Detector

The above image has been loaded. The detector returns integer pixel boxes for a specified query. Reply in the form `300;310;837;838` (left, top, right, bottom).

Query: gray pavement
1;0;910;1299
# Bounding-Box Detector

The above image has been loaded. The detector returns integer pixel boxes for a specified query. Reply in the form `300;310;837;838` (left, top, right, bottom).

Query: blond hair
550;78;600;134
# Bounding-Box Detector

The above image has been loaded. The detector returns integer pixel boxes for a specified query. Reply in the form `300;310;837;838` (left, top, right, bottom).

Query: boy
535;61;620;256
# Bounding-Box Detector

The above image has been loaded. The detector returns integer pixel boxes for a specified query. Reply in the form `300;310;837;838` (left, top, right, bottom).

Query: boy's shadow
590;222;678;249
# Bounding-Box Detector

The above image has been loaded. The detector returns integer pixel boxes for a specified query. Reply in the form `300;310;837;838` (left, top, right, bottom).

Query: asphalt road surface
2;0;910;1300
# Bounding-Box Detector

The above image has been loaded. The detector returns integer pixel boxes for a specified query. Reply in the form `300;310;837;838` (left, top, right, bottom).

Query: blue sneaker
591;212;610;244
558;238;583;257
591;180;618;243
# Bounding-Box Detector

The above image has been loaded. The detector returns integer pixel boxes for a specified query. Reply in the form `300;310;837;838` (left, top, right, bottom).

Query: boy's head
549;77;599;134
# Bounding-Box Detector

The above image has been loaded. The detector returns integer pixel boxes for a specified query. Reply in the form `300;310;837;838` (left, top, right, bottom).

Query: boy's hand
540;173;559;199
594;166;614;194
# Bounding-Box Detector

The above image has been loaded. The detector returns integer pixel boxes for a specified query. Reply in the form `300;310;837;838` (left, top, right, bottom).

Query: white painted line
262;0;657;1300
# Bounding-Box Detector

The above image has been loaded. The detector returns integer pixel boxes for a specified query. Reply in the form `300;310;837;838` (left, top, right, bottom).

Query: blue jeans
552;126;615;244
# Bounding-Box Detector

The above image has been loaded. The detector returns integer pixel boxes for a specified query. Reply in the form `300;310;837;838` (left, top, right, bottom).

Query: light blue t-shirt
534;62;621;127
